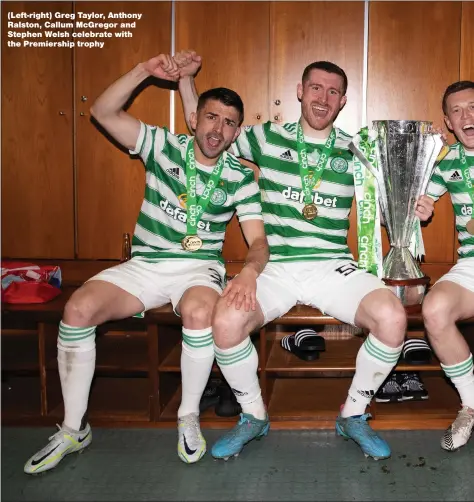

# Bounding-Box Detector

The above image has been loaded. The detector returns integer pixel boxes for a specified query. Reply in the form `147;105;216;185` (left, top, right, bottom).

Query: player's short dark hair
197;87;244;126
302;61;348;96
442;81;474;114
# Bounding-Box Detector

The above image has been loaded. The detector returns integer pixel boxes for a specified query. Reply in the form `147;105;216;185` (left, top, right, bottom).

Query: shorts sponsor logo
208;267;224;289
282;186;338;207
231;388;248;397
331;157;348;174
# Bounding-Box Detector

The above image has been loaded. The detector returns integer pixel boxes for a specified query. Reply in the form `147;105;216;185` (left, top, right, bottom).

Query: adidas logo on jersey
166;167;180;180
282;186;338;207
448;170;463;182
280;150;293;161
461;205;473;216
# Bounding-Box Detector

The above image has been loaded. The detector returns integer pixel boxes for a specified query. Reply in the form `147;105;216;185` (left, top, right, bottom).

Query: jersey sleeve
427;163;448;201
230;124;265;165
233;168;263;222
129;121;166;168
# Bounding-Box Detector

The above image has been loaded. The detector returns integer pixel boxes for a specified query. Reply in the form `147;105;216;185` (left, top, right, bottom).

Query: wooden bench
2;261;474;430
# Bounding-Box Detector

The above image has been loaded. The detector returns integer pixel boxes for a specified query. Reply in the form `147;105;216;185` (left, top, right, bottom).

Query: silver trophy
350;121;443;310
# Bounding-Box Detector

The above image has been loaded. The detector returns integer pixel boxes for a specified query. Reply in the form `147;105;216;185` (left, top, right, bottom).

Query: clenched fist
174;49;202;78
142;54;180;81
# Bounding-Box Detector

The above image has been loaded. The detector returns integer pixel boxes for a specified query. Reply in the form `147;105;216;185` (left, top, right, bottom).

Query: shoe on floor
211;413;270;460
215;382;242;417
375;372;403;403
335;413;391;460
441;406;474;451
24;423;92;474
399;372;429;401
199;378;222;413
177;412;206;464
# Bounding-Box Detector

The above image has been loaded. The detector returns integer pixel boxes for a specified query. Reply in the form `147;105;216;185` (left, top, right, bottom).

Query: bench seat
2;263;473;430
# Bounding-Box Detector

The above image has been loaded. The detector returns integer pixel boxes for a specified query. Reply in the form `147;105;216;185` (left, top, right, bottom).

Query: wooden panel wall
175;1;270;133
269;1;364;136
175;1;270;261
1;2;75;258
460;1;474;80
368;1;462;264
2;1;471;269
75;1;171;259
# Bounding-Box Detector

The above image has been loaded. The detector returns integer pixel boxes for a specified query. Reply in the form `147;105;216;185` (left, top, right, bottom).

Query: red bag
1;261;62;304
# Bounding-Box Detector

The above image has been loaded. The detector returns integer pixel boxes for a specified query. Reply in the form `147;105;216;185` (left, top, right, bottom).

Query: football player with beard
176;50;434;461
24;53;268;473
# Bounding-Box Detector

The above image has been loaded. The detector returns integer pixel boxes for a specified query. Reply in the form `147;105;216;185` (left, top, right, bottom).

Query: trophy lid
372;120;433;135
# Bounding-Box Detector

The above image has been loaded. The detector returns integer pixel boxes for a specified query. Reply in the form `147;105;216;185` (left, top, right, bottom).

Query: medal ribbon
296;122;336;206
459;145;474;205
185;139;226;237
353;127;382;276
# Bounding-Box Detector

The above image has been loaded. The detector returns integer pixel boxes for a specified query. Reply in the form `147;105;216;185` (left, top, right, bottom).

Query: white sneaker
24;423;92;474
177;413;206;464
441;406;474;451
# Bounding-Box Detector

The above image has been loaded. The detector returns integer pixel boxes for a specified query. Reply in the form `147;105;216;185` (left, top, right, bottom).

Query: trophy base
383;247;425;280
383;276;430;312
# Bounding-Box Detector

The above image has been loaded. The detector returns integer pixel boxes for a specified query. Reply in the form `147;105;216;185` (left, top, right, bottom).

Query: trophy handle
418;135;444;197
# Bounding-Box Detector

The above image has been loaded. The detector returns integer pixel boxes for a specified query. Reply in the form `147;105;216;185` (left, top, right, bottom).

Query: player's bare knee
212;305;237;338
63;291;97;327
212;303;248;348
180;298;214;328
423;291;454;335
369;294;406;344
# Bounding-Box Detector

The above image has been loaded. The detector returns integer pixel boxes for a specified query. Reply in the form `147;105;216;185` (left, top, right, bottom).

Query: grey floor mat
2;427;474;501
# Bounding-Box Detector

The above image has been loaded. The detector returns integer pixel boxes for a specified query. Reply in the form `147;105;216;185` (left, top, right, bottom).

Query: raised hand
142;54;180;81
432;125;451;162
431;125;449;144
174;50;202;78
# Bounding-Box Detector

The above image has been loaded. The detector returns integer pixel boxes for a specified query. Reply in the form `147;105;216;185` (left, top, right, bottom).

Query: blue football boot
335;413;391;460
211;413;270;460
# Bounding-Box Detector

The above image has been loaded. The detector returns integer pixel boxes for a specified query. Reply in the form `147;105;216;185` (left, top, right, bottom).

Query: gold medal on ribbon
302;203;318;220
296;123;335;223
466;218;474;235
181;235;203;252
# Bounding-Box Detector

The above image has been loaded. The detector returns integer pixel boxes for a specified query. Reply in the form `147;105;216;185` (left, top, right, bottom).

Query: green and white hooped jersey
232;121;355;263
130;122;263;263
427;143;474;260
